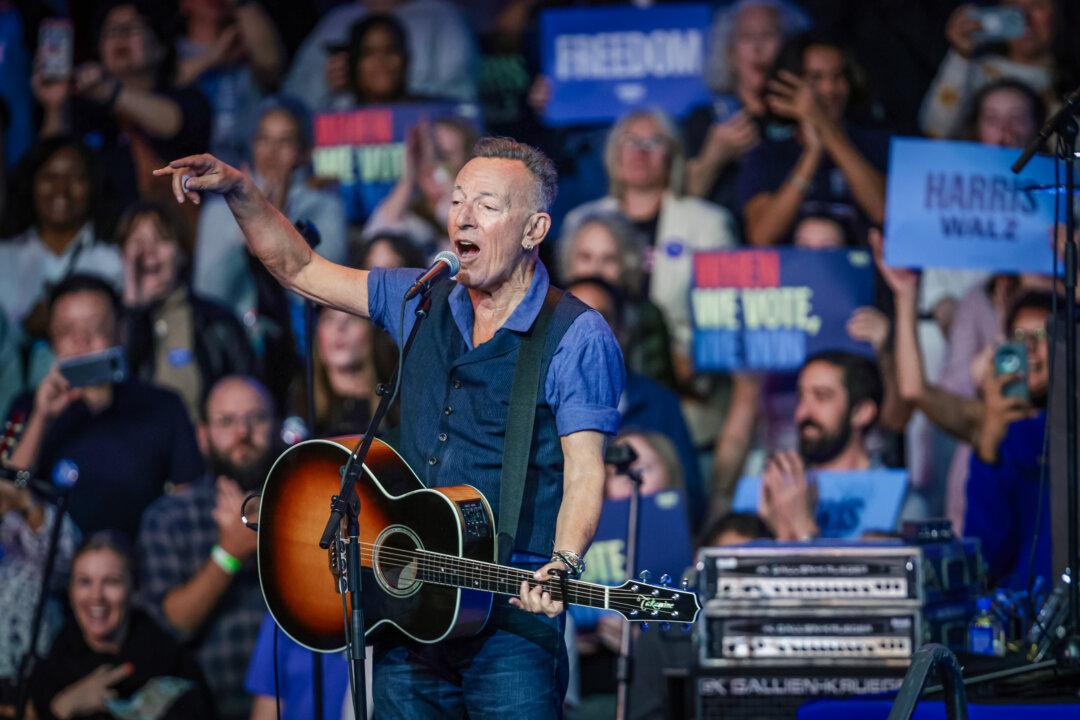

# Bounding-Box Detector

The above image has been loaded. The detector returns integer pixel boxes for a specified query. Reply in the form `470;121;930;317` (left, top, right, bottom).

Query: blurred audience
176;0;285;165
920;0;1064;139
362;117;478;253
756;350;885;541
120;201;253;422
194;97;347;408
562;109;737;369
686;0;809;221
0;138;121;341
565;276;701;526
137;376;276;720
33;1;211;228
284;0;478;111
29;531;213;720
245;612;349;720
0;474;79;687
5;275;202;540
558;212;676;389
289;307;378;436
739;32;887;246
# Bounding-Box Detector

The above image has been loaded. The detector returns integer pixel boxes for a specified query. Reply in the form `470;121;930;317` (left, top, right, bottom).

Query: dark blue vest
395;282;587;557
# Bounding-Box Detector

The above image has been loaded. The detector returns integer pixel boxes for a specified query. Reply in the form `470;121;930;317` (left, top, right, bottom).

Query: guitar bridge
328;537;348;594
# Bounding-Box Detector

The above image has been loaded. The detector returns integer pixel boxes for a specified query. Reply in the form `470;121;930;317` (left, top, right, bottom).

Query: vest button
452;379;463;389
438;432;448;442
428;456;439;466
444;405;453;415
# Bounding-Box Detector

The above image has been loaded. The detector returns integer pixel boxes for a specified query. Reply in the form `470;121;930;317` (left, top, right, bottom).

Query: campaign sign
539;3;713;126
571;490;692;629
732;469;909;539
884;137;1057;274
690;248;875;372
311;102;478;222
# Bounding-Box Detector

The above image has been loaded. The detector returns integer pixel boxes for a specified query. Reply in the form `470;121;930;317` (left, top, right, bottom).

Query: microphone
0;459;79;501
604;442;638;469
1012;84;1080;173
403;251;461;301
295;219;322;250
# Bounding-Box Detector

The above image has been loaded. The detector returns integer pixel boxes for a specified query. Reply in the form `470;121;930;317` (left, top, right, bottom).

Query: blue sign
311;102;480;223
539;4;713;127
571;490;692;629
690;248;875;372
731;469;909;539
884;137;1057;274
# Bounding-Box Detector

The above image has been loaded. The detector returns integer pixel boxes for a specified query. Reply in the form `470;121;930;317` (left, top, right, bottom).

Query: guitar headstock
608;571;701;624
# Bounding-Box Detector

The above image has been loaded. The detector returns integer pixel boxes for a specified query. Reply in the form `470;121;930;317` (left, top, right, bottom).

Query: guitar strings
308;540;688;616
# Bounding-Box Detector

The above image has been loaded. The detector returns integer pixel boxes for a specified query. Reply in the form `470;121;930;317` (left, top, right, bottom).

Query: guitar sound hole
373;526;423;598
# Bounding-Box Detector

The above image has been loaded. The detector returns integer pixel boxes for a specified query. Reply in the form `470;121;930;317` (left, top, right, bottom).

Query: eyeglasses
619;134;668;153
208;411;272;432
1012;327;1049;346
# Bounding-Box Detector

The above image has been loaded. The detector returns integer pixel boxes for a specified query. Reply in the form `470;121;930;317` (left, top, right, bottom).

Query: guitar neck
414;550;611;610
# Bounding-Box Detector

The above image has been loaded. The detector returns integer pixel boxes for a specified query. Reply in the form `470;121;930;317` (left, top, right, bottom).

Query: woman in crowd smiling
29;532;211;720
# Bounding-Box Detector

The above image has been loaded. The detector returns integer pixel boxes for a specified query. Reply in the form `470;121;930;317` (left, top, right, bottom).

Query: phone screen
37;19;74;80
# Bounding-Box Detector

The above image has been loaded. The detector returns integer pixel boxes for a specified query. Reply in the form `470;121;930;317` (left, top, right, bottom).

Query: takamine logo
640;598;675;612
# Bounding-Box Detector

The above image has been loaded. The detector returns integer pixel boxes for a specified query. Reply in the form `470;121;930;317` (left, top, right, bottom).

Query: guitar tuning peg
681;577;690;590
660;622;672;632
660;573;672;586
641;622;650;632
639;570;652;582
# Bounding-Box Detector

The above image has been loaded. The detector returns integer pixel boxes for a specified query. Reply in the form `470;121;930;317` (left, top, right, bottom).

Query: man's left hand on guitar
510;560;568;617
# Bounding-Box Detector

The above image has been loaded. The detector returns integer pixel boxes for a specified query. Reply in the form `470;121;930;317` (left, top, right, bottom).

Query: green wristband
211;544;242;574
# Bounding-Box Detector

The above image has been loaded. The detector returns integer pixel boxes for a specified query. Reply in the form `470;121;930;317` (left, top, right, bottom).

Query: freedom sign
311;102;479;222
690;248;875;372
732;469;909;539
539;3;713;126
884;137;1057;274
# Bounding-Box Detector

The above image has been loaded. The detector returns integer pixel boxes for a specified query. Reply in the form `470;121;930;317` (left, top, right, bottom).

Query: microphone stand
13;470;74;720
317;288;434;720
294;220;326;720
1012;88;1080;665
611;451;643;720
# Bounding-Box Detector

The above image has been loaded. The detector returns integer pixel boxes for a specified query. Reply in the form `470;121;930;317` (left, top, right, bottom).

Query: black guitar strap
496;287;576;565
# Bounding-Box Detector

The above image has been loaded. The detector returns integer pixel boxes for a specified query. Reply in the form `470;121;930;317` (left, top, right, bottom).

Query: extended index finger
103;662;134;686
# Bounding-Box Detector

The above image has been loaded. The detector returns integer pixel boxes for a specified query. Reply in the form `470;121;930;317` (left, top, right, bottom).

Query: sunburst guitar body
257;435;700;653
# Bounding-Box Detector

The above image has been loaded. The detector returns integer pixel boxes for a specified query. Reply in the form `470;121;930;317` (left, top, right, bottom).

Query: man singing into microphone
154;137;624;717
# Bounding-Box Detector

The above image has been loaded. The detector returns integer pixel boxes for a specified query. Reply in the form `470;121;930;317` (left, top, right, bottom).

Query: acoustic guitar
257;435;701;652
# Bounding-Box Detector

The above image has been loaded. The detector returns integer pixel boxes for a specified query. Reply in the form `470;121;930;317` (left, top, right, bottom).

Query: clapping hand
759;450;819;541
51;663;134;719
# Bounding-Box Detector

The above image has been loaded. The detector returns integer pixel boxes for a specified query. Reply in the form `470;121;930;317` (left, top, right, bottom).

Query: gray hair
705;0;810;94
557;210;647;294
472;136;558;212
603;108;686;198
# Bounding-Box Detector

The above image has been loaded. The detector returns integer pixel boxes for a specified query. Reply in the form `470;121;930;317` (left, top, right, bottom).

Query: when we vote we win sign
884;137;1057;274
690;248;874;373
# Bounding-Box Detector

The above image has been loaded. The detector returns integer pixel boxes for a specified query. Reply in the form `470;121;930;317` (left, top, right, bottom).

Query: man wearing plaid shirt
137;375;276;720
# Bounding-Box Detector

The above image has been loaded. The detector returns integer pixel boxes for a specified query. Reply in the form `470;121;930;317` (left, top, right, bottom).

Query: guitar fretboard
413;549;609;609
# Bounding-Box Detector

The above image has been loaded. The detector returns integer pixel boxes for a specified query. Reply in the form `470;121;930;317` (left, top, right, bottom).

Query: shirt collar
448;260;551;351
29;223;96;258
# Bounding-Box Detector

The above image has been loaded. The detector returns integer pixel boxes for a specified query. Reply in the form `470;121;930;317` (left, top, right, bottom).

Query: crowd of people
1;0;1078;717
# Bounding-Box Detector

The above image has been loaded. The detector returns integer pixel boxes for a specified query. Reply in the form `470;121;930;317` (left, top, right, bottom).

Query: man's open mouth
455;240;480;260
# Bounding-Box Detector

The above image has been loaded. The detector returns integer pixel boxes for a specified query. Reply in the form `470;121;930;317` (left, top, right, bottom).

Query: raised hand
33;365;81;423
759;450;818;541
869;229;919;300
975;370;1035;463
703;110;760;164
846;306;890;354
153;154;248;205
51;663;134;719
214;477;258;562
945;4;981;59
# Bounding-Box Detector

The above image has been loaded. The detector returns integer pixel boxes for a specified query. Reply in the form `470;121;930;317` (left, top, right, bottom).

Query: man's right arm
154;155;370;317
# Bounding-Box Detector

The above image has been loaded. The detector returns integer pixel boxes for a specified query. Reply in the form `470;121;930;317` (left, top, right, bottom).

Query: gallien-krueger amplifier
698;603;920;667
697;540;982;605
